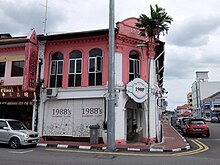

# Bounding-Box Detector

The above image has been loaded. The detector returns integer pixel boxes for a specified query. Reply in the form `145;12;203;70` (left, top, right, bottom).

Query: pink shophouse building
0;17;166;144
37;17;166;144
0;31;38;130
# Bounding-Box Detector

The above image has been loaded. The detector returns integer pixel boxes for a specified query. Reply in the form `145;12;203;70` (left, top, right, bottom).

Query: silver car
0;119;39;149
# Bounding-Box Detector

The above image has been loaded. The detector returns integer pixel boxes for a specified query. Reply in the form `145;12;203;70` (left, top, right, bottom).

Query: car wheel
9;137;21;149
206;133;210;137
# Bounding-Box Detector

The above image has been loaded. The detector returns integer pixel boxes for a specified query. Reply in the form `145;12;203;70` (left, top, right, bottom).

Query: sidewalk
37;122;190;152
150;122;190;152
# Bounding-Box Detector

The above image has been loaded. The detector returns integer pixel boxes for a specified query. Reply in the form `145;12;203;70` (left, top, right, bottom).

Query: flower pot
102;130;107;144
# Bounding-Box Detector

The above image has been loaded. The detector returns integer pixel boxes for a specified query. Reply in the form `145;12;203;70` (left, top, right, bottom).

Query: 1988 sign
52;109;71;116
82;108;103;115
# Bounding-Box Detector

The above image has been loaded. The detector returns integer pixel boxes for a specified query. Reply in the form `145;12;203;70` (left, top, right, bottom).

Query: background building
191;71;220;117
187;92;193;111
0;31;38;130
202;91;220;119
175;104;191;117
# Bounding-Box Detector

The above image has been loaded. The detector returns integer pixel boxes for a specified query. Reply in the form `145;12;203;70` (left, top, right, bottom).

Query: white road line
9;150;33;154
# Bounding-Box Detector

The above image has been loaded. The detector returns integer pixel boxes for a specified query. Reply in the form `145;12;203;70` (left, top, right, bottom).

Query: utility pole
43;0;48;34
107;0;115;151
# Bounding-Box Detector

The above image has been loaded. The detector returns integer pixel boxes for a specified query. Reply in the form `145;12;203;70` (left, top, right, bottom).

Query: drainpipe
32;92;37;131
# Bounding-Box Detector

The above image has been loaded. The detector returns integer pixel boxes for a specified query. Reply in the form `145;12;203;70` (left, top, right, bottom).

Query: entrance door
0;105;33;129
127;108;138;142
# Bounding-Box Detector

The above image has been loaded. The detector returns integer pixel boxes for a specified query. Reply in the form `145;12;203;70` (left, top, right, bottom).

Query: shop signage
0;101;33;105
0;86;33;98
23;30;38;92
43;99;105;137
126;78;148;103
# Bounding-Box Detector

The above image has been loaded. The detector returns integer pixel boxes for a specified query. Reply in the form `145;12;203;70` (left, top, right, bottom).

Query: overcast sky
1;0;220;110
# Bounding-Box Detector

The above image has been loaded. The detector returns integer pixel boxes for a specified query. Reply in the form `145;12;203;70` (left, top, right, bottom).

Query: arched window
129;50;140;81
50;52;63;87
68;50;82;87
88;48;102;86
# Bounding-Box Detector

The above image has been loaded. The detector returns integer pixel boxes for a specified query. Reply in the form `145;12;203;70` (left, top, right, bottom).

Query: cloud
167;16;220;47
0;0;67;35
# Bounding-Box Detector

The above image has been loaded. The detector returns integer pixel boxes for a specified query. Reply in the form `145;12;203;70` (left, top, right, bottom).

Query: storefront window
50;52;63;87
68;50;82;87
11;61;24;77
0;62;6;77
89;48;102;86
129;51;140;81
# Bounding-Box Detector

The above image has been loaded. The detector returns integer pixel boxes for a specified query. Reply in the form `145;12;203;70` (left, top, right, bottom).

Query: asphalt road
0;122;219;165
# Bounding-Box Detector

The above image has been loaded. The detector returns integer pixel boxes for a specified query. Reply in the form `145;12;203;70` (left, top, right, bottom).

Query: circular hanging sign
126;78;148;103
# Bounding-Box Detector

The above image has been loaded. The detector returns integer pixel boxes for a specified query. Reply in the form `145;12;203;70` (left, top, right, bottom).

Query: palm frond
136;4;173;39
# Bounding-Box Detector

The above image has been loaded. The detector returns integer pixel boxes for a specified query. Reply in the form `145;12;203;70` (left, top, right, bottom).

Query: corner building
38;18;165;144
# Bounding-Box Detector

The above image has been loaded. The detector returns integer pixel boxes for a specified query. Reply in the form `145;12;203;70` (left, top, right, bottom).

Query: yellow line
44;139;209;157
174;140;209;156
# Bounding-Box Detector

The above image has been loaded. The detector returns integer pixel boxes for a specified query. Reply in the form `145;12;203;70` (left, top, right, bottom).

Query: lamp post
107;0;115;151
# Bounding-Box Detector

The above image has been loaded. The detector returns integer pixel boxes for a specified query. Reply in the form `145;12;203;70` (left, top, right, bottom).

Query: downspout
35;58;43;131
32;92;37;131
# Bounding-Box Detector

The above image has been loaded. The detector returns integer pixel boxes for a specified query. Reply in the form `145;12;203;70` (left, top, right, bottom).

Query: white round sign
126;78;148;103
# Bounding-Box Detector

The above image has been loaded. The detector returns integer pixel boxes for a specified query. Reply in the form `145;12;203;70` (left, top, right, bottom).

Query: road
0;122;219;165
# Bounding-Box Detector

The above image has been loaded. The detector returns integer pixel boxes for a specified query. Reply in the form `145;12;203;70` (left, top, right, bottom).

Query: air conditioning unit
46;88;58;97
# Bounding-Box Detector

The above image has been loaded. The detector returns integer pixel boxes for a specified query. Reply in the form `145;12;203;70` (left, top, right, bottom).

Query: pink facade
41;17;150;89
0;46;25;85
0;33;38;130
0;17;165;144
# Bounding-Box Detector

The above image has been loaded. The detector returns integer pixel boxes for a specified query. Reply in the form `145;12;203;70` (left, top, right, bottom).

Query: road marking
45;139;208;157
46;148;172;157
173;140;209;156
9;150;34;154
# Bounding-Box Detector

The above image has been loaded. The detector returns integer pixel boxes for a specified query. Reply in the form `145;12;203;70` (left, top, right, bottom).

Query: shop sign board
126;78;148;103
0;86;33;98
23;30;38;92
43;99;105;137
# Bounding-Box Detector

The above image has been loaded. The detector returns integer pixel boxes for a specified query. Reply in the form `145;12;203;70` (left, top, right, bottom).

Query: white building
191;71;220;117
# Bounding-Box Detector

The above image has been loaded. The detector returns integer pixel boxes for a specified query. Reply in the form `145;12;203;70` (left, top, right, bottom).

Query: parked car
171;117;178;127
176;117;182;128
0;119;39;149
211;117;219;123
180;117;193;134
204;117;211;122
185;118;210;137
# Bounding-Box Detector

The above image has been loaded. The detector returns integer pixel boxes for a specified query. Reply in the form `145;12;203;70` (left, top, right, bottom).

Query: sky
1;0;220;110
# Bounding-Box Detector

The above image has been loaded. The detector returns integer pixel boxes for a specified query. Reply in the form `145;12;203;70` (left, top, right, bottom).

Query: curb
37;143;190;153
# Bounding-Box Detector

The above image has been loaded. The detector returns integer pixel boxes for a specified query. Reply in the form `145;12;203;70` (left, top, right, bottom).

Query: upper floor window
129;51;140;81
68;50;82;87
0;62;6;77
50;52;63;87
89;48;102;86
11;61;24;77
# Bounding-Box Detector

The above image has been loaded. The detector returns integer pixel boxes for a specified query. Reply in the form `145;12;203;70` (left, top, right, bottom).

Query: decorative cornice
0;46;25;51
116;35;140;46
47;36;108;46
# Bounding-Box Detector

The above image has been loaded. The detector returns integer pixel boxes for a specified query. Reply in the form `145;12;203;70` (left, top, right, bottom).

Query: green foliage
136;4;173;39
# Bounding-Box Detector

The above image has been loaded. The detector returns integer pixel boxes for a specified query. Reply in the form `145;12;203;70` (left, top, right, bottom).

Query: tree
136;4;173;39
135;4;173;144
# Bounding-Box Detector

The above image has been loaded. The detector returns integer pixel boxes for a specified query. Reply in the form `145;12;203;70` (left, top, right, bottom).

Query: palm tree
135;4;173;144
136;4;173;39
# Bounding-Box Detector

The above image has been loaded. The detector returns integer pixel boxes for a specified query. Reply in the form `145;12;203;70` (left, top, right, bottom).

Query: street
0;122;219;165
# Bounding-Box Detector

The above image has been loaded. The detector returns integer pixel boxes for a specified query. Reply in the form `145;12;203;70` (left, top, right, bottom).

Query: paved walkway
150;122;190;152
37;122;190;152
